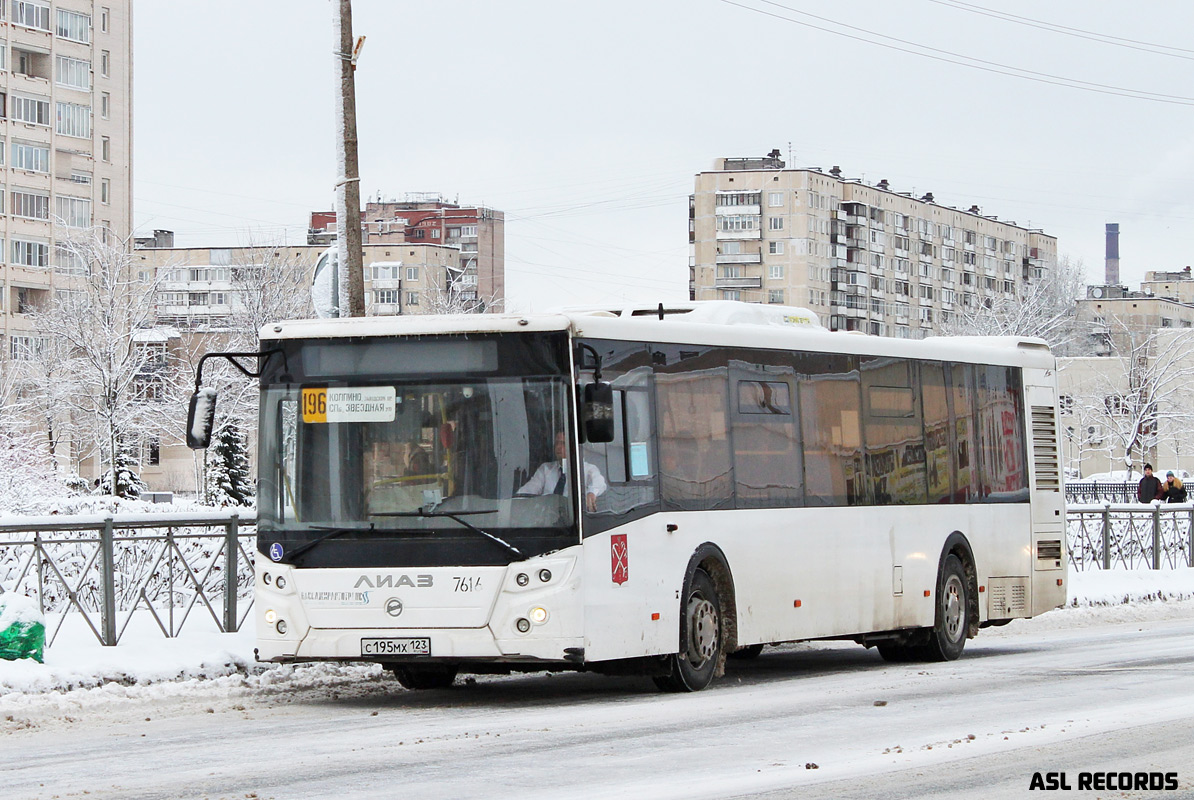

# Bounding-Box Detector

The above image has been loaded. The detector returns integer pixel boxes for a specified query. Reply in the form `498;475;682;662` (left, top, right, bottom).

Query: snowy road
7;604;1194;800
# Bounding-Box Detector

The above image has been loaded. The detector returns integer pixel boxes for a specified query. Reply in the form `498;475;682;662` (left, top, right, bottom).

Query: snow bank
1068;565;1194;605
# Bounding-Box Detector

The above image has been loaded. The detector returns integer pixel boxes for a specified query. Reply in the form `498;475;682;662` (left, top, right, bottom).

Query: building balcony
715;204;760;216
716;229;762;241
714;276;763;289
715;252;763;265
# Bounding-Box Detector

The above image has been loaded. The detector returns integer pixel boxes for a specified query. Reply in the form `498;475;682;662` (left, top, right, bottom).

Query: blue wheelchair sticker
269;542;284;562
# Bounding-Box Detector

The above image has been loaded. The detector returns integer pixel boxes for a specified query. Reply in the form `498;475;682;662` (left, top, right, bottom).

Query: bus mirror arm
186;348;287;450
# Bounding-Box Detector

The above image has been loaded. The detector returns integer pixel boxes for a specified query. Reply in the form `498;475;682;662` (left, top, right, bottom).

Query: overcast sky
133;0;1194;311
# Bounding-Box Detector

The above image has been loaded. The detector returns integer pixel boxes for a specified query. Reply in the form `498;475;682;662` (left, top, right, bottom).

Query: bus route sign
302;386;396;424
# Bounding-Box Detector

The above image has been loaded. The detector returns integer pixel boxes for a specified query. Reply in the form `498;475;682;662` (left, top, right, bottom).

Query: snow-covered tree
204;421;254;506
26;226;184;495
418;268;503;315
1070;325;1194;473
94;440;147;499
943;255;1091;355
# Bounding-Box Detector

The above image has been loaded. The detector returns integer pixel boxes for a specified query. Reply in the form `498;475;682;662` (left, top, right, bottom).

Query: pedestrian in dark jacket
1164;471;1188;503
1138;464;1164;503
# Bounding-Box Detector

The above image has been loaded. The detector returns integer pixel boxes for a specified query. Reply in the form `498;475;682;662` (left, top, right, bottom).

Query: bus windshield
258;376;578;567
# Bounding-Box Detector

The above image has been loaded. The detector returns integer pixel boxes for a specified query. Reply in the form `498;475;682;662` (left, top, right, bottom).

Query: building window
768;241;784;255
461;225;477;237
12;95;50;126
101;136;111;162
11;189;48;220
716;215;759;233
56;9;91;43
55;196;91;228
768;289;784;304
56;102;91;138
147;438;160;466
768;217;784;231
11;141;48;173
55;56;91;91
100;50;110;78
373;289;398;305
100;7;109;33
430;229;440;239
101;178;110;204
768;264;784;280
768;191;783;207
1058;395;1074;415
12;1;50;31
12;239;48;267
720;289;742;301
10;335;42;359
405;291;419;306
405;266;419;281
100;92;110;119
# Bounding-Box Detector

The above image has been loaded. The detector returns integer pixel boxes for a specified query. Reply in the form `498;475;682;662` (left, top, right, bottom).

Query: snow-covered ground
3;567;1193;800
2;567;1191;699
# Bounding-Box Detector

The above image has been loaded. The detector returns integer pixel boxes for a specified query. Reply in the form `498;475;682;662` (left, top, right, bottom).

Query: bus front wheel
654;568;723;692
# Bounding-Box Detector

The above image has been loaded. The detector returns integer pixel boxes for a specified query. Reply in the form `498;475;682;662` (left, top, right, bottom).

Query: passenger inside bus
517;431;608;511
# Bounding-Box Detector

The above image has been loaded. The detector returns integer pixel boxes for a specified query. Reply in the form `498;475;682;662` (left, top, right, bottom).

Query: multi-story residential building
690;155;1057;337
135;239;477;329
1;1;132;357
308;193;504;307
1076;284;1194;356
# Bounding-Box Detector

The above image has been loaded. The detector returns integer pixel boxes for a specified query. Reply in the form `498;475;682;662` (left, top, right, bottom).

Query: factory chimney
1105;223;1120;285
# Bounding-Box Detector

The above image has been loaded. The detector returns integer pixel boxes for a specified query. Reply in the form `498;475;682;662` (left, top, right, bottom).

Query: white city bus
197;302;1065;691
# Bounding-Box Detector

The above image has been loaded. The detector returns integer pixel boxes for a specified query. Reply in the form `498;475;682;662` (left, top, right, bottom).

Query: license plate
361;637;431;656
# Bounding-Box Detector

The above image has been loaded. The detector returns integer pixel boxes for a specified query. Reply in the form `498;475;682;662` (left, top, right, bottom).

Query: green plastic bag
0;594;45;664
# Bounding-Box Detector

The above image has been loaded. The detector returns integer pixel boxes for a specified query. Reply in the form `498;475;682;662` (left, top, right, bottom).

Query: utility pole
334;0;366;317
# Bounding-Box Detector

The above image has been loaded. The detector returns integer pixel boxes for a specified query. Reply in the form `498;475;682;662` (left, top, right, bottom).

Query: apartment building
1076;284;1194;356
690;155;1057;337
135;239;471;328
1;1;132;356
308;193;505;307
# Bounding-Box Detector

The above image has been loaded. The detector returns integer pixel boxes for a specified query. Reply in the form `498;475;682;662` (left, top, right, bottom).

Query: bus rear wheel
654;568;723;692
923;554;969;661
389;664;459;690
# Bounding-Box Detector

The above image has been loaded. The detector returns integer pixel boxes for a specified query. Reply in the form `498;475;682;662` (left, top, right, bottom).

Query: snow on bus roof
260;303;1052;367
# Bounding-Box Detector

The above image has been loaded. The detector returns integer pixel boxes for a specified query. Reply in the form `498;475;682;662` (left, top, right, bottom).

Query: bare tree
418;267;503;315
27;226;182;495
943;255;1091;354
1073;324;1194;473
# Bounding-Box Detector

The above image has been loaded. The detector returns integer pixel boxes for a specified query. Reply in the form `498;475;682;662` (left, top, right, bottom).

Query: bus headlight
275;576;287;590
538;569;552;583
515;618;531;633
515;573;529;587
529;606;548;624
264;609;278;623
276;619;288;635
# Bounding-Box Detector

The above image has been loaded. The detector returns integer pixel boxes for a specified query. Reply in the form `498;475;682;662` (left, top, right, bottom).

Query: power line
718;0;1194;106
927;0;1194;59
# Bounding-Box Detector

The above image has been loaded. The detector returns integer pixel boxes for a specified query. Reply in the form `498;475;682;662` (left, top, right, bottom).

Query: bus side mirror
186;388;218;449
582;382;615;443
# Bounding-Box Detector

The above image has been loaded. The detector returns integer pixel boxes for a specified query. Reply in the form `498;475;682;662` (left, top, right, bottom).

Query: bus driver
518;431;607;512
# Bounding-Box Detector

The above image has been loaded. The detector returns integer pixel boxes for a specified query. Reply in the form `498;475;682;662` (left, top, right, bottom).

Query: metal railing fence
1065;482;1137;505
0;512;255;646
1066;503;1194;571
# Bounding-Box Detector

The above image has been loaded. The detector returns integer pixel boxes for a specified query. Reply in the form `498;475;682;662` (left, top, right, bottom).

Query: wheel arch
938;530;980;638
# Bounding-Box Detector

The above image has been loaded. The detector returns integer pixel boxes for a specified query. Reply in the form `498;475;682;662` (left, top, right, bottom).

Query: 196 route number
361;637;431;656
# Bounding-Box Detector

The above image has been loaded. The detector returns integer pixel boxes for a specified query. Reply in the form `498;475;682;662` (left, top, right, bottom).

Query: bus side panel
581;518;687;662
582;503;1036;663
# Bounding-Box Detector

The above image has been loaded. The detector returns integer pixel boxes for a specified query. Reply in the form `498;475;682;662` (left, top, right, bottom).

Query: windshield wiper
372;509;525;560
282;522;384;563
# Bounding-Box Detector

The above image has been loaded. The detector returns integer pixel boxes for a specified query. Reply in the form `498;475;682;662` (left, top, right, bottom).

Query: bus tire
653;568;722;692
390;664;459;690
729;643;765;660
923;554;969;661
